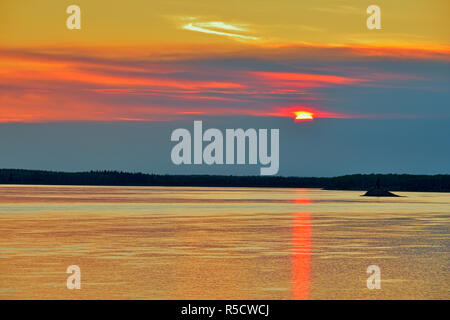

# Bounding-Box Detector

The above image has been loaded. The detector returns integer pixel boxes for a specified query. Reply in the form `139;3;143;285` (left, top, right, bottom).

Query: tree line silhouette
0;169;449;192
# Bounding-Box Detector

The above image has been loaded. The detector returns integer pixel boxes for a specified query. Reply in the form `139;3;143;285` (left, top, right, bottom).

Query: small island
363;178;400;197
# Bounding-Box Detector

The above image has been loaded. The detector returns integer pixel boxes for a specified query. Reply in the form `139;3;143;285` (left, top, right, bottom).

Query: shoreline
3;183;450;195
1;169;449;193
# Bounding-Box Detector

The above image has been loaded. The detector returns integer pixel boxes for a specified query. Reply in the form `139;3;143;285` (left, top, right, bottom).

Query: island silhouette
363;177;400;197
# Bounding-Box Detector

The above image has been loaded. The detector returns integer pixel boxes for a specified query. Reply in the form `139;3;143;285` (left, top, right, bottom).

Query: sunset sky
0;0;449;175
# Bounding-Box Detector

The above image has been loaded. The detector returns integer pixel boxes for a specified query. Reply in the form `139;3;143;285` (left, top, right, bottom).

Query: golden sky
1;0;449;47
0;0;449;123
0;0;449;179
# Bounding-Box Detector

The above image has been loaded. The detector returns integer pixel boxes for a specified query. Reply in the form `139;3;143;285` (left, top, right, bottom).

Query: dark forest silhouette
0;169;449;192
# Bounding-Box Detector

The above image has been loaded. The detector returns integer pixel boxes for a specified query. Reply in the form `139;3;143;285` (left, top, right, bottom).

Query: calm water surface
0;185;448;299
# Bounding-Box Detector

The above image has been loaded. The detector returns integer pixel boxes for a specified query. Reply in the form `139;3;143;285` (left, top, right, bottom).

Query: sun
295;111;314;121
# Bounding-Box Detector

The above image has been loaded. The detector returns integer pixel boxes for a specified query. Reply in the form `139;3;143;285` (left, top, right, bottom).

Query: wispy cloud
182;19;259;41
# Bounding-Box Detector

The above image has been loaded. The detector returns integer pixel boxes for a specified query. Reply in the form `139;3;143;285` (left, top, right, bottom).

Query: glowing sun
295;111;314;121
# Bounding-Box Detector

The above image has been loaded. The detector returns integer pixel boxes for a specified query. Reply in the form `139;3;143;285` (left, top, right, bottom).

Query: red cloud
0;46;441;123
253;72;365;85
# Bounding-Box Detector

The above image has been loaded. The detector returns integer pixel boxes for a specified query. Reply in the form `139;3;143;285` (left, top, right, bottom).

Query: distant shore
0;169;449;193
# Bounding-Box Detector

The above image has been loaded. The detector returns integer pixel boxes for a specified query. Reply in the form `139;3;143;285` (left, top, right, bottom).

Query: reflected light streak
292;190;312;299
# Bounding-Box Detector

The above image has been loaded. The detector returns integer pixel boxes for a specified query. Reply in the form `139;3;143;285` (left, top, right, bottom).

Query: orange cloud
254;71;365;85
0;44;445;123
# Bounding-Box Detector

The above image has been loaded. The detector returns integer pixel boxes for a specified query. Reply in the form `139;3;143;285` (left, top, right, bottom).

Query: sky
0;0;449;176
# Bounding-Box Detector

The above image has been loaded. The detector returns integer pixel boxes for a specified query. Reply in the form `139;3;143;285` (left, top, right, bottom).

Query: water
0;185;448;299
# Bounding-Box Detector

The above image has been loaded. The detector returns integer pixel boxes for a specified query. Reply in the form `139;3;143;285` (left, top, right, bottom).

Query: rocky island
363;178;400;197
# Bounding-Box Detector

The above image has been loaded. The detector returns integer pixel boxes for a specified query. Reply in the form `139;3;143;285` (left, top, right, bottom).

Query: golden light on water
0;185;448;299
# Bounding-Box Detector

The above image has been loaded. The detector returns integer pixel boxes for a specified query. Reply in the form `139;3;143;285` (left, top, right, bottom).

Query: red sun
295;111;314;121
